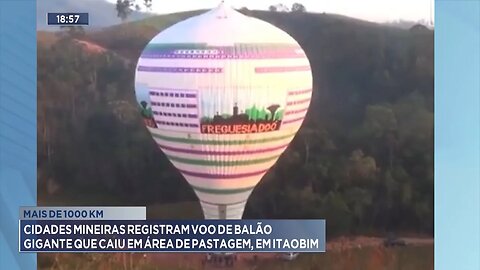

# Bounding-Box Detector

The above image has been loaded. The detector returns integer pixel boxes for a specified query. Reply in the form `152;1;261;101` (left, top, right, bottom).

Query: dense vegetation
37;10;433;237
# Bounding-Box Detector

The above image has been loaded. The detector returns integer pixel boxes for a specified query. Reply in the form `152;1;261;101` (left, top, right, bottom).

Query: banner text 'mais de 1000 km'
23;209;104;219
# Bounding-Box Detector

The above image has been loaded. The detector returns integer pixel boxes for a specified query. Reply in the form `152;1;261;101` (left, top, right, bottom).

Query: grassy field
38;245;433;270
261;246;433;270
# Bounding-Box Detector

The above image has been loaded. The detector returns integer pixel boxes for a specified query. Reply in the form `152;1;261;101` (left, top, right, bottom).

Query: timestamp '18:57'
47;13;89;25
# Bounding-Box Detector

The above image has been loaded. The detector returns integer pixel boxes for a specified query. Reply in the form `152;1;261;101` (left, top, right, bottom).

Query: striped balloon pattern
134;4;313;219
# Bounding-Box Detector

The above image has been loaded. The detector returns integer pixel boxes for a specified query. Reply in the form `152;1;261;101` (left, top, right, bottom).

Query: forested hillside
37;10;433;237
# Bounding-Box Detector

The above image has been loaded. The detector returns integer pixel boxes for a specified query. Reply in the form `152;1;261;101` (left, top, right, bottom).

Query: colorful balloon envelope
134;3;313;219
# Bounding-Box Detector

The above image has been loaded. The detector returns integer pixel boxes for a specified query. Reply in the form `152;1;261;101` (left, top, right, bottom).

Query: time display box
47;13;89;25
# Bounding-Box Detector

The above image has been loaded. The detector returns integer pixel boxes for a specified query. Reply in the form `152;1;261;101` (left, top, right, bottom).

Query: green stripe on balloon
145;43;208;49
144;43;301;51
167;154;280;166
151;132;296;145
191;185;255;195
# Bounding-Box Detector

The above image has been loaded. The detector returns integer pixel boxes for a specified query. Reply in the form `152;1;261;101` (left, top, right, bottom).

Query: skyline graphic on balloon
134;2;313;220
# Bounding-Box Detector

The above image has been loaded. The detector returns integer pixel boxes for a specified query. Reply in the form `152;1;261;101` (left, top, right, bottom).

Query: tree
116;0;133;21
116;0;152;20
347;149;377;184
275;3;290;12
291;3;306;12
238;6;251;16
363;104;397;138
269;3;290;12
344;187;373;228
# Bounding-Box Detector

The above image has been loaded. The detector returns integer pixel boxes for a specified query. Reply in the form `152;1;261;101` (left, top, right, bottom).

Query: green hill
86;10;204;58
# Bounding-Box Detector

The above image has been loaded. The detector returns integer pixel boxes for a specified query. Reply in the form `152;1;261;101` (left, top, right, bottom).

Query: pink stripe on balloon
157;143;289;155
286;98;310;106
284;107;309;115
288;89;312;96
179;169;269;179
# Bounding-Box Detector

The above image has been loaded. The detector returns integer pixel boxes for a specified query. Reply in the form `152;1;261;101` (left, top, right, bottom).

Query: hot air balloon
134;2;313;220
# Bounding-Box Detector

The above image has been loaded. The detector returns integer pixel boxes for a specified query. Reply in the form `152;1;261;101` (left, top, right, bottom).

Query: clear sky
113;0;435;23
